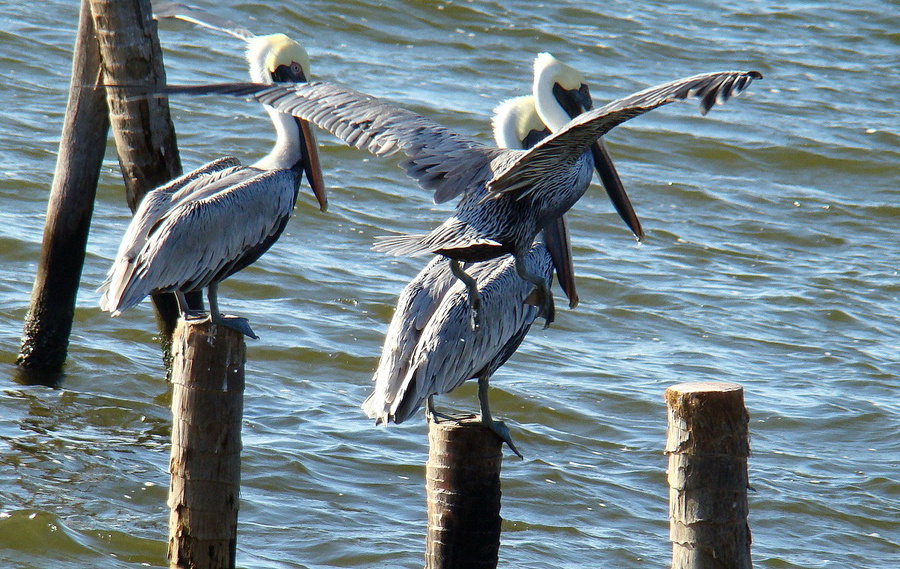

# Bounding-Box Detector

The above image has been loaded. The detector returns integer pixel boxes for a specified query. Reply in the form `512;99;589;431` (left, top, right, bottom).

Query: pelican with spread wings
166;57;760;327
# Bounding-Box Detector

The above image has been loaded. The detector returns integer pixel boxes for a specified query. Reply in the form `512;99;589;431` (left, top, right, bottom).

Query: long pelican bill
297;117;327;211
542;215;578;308
590;139;643;241
553;82;643;241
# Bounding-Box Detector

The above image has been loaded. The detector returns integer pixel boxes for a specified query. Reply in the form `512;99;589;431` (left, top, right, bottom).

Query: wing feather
386;246;552;423
166;81;508;203
104;169;296;314
363;257;460;423
98;157;242;308
487;70;762;196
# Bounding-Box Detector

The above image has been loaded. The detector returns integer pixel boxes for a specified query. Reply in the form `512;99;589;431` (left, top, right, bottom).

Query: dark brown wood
425;418;503;569
168;320;245;569
665;382;751;569
90;0;187;338
17;0;110;375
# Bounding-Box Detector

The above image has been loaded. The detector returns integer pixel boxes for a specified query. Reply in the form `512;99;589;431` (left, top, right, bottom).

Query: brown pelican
363;245;553;457
166;59;761;326
98;33;326;339
492;93;579;309
363;95;578;456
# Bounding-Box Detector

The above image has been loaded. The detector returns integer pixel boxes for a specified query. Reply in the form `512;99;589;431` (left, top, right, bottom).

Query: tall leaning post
90;0;187;341
18;0;110;374
425;418;503;569
665;382;751;569
168;321;245;569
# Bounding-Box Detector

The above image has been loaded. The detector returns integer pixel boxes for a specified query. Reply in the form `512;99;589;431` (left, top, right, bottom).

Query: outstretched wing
487;70;762;196
166;81;507;204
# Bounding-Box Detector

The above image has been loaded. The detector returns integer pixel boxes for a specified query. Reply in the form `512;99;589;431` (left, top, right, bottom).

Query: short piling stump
168;320;245;569
425;418;504;569
665;381;751;569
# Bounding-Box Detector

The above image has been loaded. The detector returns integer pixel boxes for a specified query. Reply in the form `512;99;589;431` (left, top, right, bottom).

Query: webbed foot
484;417;523;459
182;309;209;322
214;314;259;339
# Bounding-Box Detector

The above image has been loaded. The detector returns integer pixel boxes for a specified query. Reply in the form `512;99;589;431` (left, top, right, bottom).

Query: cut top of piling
664;382;749;457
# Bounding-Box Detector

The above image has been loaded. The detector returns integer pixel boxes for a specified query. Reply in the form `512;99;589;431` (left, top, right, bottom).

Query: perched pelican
166;58;761;325
363;245;553;457
99;33;327;338
363;94;578;456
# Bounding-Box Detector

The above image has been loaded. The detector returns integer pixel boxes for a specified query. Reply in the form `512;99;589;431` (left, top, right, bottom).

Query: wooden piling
425;418;503;569
665;382;751;569
168;320;245;569
17;0;110;374
19;0;187;375
90;0;187;339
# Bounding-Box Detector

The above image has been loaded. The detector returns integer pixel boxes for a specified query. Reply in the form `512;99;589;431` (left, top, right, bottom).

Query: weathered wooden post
665;382;751;569
425;418;503;568
17;0;110;375
18;0;185;376
90;0;187;340
168;320;245;569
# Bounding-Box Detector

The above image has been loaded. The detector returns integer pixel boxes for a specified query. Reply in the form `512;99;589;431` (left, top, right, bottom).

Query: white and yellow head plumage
246;33;311;84
492;95;544;149
533;52;584;91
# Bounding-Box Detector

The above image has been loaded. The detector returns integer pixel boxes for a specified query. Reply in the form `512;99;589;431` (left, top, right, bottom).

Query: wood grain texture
665;382;751;569
168;321;245;569
91;0;189;338
18;0;109;374
425;418;503;569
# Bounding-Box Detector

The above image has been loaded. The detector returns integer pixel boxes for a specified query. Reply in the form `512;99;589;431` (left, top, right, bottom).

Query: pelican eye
271;62;307;83
578;83;593;110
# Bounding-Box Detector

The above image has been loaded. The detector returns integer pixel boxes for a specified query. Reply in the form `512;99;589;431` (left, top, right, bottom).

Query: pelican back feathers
362;256;460;423
100;167;299;316
386;244;553;424
98;156;241;310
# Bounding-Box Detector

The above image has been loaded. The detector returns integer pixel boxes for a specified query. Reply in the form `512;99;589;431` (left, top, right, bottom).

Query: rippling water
1;0;898;567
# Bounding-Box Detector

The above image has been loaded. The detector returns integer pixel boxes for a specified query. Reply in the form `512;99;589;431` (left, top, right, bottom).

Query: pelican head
492;95;549;150
532;53;592;132
247;34;326;210
491;95;578;308
247;33;311;84
532;53;643;240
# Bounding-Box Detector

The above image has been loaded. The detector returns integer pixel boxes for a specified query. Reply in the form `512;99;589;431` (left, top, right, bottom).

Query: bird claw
470;306;482;332
466;289;482;331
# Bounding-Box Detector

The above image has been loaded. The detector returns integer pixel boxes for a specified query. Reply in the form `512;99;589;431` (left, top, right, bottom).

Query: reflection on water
1;0;898;567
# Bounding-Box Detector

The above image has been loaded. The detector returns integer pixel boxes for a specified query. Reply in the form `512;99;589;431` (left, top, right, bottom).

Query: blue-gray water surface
1;1;898;567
